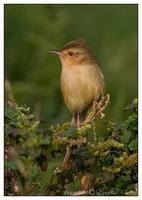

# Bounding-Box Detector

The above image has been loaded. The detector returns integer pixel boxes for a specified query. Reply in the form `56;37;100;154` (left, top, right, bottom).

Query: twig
62;146;72;170
66;137;87;147
81;94;110;126
62;137;87;170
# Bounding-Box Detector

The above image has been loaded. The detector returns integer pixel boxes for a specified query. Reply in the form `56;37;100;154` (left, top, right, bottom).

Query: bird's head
49;38;95;66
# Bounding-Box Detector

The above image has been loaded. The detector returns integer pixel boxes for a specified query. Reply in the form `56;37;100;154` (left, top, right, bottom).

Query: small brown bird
49;39;105;127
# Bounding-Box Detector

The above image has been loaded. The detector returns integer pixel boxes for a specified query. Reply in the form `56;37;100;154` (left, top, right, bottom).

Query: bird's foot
71;113;81;128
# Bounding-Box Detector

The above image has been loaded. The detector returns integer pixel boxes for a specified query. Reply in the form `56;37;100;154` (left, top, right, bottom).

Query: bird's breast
61;64;104;114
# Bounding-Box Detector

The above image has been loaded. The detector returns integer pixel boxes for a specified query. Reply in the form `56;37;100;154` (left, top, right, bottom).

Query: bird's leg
77;114;80;128
71;114;76;127
71;113;78;127
71;113;80;128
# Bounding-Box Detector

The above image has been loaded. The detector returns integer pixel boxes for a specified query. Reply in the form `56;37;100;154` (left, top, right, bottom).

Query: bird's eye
68;51;73;56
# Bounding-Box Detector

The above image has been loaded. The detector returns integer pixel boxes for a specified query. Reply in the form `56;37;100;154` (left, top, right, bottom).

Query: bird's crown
61;38;88;52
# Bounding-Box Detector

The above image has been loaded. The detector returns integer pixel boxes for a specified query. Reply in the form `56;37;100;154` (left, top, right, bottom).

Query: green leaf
40;138;51;146
120;130;131;144
5;160;18;170
5;106;17;120
128;138;138;151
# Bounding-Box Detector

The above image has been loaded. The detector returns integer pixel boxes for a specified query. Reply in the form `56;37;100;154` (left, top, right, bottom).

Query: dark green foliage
4;99;138;196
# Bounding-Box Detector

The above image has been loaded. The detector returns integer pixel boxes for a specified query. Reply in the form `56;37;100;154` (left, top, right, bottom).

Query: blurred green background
5;4;137;126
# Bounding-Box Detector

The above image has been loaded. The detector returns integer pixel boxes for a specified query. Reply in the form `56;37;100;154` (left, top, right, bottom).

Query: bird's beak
49;50;61;56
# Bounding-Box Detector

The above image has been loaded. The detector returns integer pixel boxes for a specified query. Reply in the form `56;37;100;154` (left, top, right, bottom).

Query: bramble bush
4;99;138;196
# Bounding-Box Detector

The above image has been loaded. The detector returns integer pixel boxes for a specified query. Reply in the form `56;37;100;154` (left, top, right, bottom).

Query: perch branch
62;137;87;170
81;94;110;126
